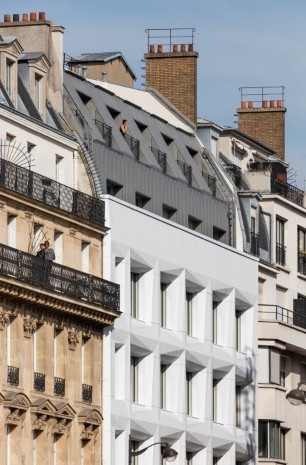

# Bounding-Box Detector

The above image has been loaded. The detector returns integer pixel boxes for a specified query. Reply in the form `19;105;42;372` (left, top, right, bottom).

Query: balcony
202;171;216;196
151;147;167;173
123;134;140;160
276;242;286;266
7;365;19;386
82;383;93;404
298;251;306;275
0;158;105;227
34;372;45;392
0;243;120;311
95;120;112;147
250;232;259;257
223;163;242;188
271;178;304;207
177;160;192;185
54;377;65;397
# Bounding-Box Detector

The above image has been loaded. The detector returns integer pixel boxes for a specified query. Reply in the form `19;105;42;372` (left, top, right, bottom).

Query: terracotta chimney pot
277;100;282;108
22;13;29;21
241;101;246;109
248;101;253;108
188;44;193;52
262;100;268;108
30;12;37;21
181;44;186;52
13;14;20;22
4;14;11;22
270;100;275;108
157;45;163;53
39;12;46;20
173;44;178;52
149;44;155;53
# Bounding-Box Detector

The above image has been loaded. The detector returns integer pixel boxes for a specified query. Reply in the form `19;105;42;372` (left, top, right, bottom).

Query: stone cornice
0;276;120;329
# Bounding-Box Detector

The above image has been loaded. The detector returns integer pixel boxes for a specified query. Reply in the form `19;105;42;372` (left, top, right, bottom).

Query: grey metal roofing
19;52;45;62
73;52;137;79
0;36;17;45
63;70;234;243
18;76;42;120
0;80;14;108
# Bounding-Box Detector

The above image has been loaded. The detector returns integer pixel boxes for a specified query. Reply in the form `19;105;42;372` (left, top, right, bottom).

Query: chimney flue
181;44;186;52
22;13;28;21
149;44;155;53
4;14;11;22
13;14;20;22
157;45;163;53
30;12;37;21
173;44;178;52
101;72;107;82
39;12;46;20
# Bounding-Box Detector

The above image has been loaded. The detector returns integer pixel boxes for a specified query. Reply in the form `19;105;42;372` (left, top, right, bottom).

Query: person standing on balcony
120;119;128;135
36;243;45;258
44;241;55;261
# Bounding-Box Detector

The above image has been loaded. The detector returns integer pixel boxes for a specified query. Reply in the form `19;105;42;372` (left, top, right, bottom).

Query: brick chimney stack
144;28;198;124
236;86;286;160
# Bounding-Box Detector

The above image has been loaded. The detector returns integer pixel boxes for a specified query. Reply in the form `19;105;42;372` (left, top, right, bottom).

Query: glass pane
258;421;268;457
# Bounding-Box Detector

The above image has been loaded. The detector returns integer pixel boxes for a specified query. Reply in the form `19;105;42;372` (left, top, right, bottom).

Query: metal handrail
0;243;120;311
94;120;112;147
7;365;19;386
123;134;140;160
298;252;306;275
276;242;286;266
54;377;65;397
82;383;93;404
258;304;306;331
0;158;105;227
271;177;304;207
34;372;46;392
151;147;166;173
177;160;192;185
202;171;216;196
250;232;260;257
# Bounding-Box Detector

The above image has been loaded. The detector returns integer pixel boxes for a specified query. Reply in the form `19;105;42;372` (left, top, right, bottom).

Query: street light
129;441;178;464
286;382;306;405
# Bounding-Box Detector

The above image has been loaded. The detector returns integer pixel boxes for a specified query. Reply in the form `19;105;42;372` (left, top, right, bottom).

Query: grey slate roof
63;71;233;243
19;52;45;62
73;52;136;79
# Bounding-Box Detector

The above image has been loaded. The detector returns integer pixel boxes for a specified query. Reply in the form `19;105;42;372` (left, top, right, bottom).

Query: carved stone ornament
24;211;33;220
4;393;30;426
32;413;48;431
23;317;37;337
0;200;6;210
69;228;77;237
52;417;68;435
0;308;9;330
78;409;102;442
68;329;79;350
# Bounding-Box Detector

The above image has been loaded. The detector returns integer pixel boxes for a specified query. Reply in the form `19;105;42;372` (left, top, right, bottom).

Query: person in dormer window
120;119;128;135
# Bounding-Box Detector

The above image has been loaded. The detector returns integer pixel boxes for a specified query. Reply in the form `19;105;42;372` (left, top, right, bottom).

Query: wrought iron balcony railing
298;252;306;275
223;163;242;188
0;158;105;227
123;134;140;160
34;372;46;392
0;243;120;311
177;160;192;185
271;178;304;207
276;242;286;266
151;147;167;173
202;171;216;196
82;383;93;404
95;120;112;147
250;232;260;257
7;365;19;386
258;303;306;331
54;377;65;397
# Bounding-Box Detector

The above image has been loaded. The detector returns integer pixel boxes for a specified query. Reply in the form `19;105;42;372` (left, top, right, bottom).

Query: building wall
73;59;135;87
102;196;258;465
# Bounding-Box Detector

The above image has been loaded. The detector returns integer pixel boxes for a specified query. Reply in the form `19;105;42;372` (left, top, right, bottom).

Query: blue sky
1;0;306;187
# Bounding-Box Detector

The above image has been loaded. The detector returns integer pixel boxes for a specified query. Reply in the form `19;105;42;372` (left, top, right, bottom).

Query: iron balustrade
202;171;216;196
250;232;260;257
34;372;46;392
298;252;306;275
151;147;167;173
95;120;112;147
276;242;286;266
82;383;93;404
7;366;19;386
54;377;65;397
223;163;242;188
177;160;192;185
123;134;140;160
0;158;105;227
0;243;120;311
271;178;304;207
258;304;306;331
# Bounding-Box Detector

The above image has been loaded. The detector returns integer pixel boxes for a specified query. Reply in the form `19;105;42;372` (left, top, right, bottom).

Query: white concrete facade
102;196;258;465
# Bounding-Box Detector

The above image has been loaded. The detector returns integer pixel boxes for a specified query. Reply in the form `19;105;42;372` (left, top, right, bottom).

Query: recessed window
162;204;177;221
106;106;120;120
186;146;198;158
6;133;15;143
77;91;91;105
34;73;43;112
236;385;241;427
135;192;150;209
160;282;168;328
276;217;286;265
186;292;194;336
130;356;139;403
161;134;174;146
259;421;286;460
160;364;167;409
188;215;202;232
213;227;226;242
131;272;140;318
186;371;193;415
106;179;123;197
6;59;14;97
135;121;148;132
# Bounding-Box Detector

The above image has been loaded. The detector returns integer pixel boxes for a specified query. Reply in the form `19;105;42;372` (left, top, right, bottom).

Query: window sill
259;458;286;464
297;272;306;282
258;383;286;392
276;264;291;274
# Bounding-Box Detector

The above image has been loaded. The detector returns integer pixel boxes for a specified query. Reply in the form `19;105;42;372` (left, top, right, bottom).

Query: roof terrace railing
223;163;242;189
202;171;216;196
151;147;167;173
0;243;120;311
258;304;306;331
271;177;304;207
0;158;105;227
177;160;192;185
123;134;140;160
95;120;112;148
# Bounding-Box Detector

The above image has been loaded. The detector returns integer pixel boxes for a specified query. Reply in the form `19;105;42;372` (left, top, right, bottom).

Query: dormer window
6;58;14;97
34;73;43;113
